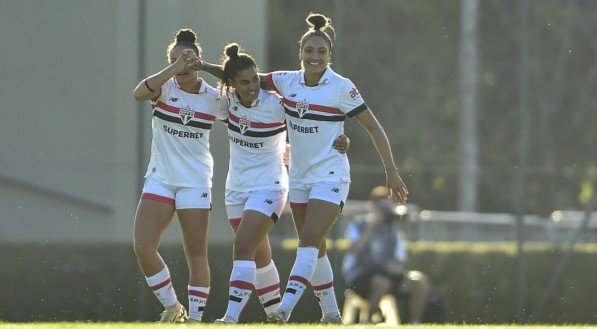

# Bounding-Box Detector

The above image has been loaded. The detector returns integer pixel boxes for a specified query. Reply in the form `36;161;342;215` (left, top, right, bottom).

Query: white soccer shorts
141;175;212;210
225;189;288;227
289;181;350;210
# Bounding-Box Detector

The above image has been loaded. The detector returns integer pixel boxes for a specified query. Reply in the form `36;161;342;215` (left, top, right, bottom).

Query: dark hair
166;28;202;59
299;13;335;50
219;43;257;96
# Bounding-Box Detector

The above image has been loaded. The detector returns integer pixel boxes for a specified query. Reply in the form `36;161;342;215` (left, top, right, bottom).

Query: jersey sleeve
273;95;286;123
215;96;230;121
150;79;173;105
265;71;292;96
338;79;368;118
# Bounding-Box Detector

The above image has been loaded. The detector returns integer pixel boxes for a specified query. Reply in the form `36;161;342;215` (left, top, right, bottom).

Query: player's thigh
134;180;177;249
299;199;340;247
176;186;212;255
236;189;286;257
177;208;210;256
289;183;309;235
235;209;274;259
300;181;349;245
225;189;247;231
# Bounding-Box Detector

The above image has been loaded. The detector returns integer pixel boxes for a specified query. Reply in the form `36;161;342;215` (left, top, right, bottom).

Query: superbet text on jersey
266;68;367;184
146;78;226;187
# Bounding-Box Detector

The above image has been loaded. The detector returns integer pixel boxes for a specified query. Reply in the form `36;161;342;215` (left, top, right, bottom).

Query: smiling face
169;45;200;84
229;65;260;104
300;36;331;75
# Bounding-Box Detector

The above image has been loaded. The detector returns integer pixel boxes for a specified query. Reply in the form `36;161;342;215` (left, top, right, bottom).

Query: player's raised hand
386;169;409;204
172;49;199;74
188;58;203;71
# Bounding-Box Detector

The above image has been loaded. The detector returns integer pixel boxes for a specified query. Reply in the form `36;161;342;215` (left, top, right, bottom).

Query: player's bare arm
133;49;199;101
195;61;225;80
355;108;409;204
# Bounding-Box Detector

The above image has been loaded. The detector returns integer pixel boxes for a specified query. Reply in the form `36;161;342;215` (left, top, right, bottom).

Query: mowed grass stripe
1;324;597;329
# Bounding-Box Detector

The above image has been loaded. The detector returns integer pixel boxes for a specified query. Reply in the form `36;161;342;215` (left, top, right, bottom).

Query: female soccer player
212;43;349;324
131;28;225;323
262;13;409;324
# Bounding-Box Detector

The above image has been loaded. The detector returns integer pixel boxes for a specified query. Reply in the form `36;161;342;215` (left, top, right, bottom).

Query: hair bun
306;13;330;31
224;43;240;59
176;29;197;43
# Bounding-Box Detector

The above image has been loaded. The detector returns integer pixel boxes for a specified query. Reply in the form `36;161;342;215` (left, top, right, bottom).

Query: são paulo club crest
239;116;251;134
179;106;195;125
297;101;309;118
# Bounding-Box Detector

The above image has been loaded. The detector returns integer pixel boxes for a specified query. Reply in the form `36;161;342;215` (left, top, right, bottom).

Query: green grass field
1;324;597;329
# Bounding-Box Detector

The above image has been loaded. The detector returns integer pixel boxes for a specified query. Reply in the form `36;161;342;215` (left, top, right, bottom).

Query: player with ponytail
132;28;226;323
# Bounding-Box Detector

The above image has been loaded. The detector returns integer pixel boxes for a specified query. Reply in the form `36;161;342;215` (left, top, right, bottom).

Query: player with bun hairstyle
212;43;349;324
132;28;226;323
198;12;404;324
263;13;408;324
213;43;287;324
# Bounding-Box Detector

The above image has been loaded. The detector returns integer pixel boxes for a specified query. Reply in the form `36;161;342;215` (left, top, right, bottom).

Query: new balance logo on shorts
169;97;178;102
201;193;208;198
331;187;340;193
264;199;273;204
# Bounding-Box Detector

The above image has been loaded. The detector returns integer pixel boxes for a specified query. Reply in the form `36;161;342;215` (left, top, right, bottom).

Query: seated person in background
342;186;431;324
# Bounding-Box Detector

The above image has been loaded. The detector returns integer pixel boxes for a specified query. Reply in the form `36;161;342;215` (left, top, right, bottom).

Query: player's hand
188;58;203;71
283;143;291;166
332;134;350;154
173;49;200;74
386;169;409;204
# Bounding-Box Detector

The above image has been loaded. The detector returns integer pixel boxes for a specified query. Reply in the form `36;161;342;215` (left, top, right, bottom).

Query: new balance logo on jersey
179;106;194;125
169;97;178;102
201;193;208;198
264;199;273;204
297;101;309;118
239;116;251;134
232;106;238;111
290;94;297;98
331;187;340;193
329;171;335;175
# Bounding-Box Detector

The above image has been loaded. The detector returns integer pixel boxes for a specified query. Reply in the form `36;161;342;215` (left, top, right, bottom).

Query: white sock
225;260;256;322
311;254;340;317
145;266;177;308
188;285;209;321
255;260;281;315
279;247;319;315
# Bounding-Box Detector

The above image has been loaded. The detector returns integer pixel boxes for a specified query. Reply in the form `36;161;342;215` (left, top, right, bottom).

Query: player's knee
253;250;270;266
298;229;323;247
133;241;157;259
233;238;256;260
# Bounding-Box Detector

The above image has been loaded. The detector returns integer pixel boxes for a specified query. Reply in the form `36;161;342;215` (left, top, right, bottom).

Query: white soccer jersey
219;89;288;192
266;68;368;184
146;78;226;187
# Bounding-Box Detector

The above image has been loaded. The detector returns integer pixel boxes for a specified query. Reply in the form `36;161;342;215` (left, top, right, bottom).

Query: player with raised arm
131;28;225;323
263;13;408;324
